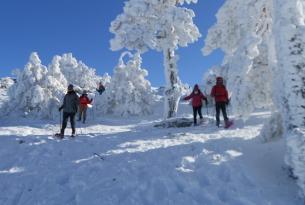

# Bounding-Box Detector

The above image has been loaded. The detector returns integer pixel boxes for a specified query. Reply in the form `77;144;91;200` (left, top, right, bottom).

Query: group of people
184;76;230;127
56;77;229;138
57;84;98;138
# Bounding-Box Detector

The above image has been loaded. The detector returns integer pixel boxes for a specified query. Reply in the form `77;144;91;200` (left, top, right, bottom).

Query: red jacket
211;85;228;103
184;91;207;107
79;95;92;107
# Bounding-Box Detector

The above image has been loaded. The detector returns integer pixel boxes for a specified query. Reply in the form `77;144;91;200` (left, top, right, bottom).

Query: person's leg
69;113;76;135
78;109;82;121
220;103;229;122
60;112;69;135
193;107;198;125
83;107;87;123
80;106;84;121
78;106;84;121
198;105;203;119
215;103;221;127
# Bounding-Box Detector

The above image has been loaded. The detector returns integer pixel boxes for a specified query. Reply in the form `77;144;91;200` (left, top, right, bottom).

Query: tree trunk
163;48;181;119
271;0;305;196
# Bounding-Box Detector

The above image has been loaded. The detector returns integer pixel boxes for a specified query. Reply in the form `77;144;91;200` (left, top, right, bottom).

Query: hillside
0;100;302;204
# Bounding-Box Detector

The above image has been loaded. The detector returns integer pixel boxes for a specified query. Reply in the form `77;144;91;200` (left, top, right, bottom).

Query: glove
58;107;63;112
226;100;230;105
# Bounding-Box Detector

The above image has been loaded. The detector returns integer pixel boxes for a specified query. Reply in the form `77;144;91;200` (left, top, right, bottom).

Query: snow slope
0;101;302;205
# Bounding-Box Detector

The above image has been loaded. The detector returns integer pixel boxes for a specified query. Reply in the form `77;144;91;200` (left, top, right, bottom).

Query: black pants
61;112;76;135
193;106;203;124
215;102;228;126
78;106;88;123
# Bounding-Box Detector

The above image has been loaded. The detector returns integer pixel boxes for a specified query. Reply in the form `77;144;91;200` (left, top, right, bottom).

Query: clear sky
0;0;224;86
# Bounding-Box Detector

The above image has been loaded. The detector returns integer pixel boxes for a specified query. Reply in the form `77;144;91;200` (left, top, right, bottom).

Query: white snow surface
0;94;302;204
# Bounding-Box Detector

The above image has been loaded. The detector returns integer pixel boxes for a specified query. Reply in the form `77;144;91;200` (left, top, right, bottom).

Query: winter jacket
60;91;79;113
184;85;207;107
79;95;92;108
210;85;229;103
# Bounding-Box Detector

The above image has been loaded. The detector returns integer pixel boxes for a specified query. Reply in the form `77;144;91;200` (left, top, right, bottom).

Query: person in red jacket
78;90;93;123
210;77;230;127
184;84;208;125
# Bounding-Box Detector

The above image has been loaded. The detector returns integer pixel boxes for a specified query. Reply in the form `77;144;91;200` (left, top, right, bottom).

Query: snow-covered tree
0;77;15;89
5;52;103;119
110;0;201;118
7;52;54;118
96;52;155;116
270;0;305;197
56;53;100;92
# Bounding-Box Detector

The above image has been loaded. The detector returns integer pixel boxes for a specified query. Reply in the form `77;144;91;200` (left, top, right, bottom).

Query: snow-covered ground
0;96;302;205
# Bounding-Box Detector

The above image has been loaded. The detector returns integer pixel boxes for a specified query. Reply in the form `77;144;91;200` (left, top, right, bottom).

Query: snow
0;92;302;204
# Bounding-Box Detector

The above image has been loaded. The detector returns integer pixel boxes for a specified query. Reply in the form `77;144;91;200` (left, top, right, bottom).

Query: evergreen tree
97;52;155;116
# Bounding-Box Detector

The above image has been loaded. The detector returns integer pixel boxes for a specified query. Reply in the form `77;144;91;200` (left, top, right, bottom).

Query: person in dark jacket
184;84;208;125
210;77;230;127
96;82;105;95
58;84;79;138
78;90;93;123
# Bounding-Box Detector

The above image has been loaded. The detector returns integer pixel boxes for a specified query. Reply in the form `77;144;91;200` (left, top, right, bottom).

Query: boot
224;120;232;128
55;133;64;139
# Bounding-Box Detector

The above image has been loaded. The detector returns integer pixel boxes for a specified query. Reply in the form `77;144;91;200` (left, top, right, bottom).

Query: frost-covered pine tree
46;56;68;97
55;53;100;92
7;52;51;118
0;77;15;89
96;52;154;116
110;0;201;118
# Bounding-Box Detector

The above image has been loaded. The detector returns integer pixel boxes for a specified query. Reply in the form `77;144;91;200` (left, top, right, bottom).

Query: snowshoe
54;133;64;139
224;120;234;129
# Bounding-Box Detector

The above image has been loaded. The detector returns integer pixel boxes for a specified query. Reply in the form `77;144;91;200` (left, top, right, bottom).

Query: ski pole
206;105;209;116
93;92;96;121
59;110;62;132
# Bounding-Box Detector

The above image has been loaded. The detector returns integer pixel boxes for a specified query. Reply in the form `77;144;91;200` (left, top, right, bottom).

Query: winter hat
194;84;199;90
216;77;223;84
68;84;74;91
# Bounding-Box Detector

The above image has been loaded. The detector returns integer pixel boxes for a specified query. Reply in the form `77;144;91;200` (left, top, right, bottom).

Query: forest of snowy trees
2;0;305;198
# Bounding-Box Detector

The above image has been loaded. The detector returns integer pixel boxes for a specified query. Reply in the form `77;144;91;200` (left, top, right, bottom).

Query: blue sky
0;0;224;86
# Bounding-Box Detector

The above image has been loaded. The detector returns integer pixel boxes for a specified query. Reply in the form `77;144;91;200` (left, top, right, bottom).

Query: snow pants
61;112;76;135
193;105;203;125
215;102;228;126
78;105;88;123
